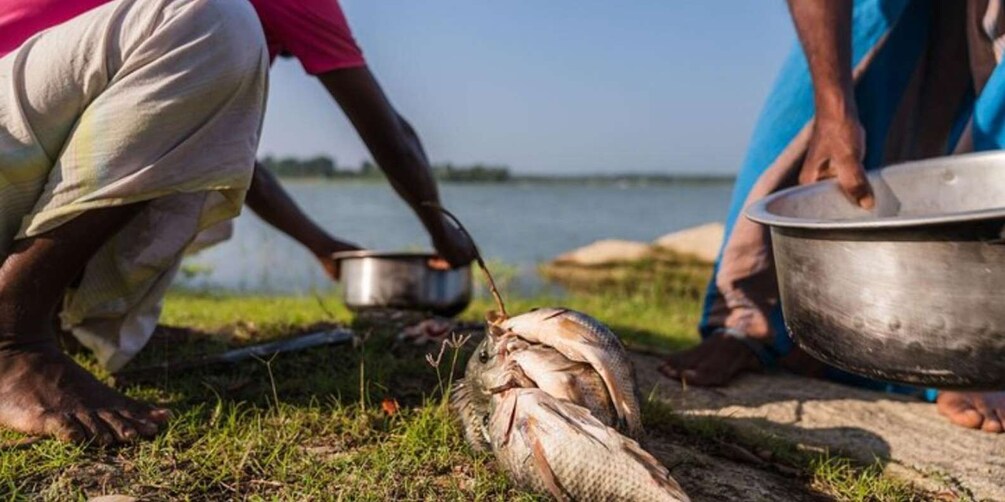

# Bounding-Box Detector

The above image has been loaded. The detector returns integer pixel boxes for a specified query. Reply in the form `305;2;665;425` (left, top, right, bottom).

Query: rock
653;223;724;264
632;353;1005;501
551;239;653;267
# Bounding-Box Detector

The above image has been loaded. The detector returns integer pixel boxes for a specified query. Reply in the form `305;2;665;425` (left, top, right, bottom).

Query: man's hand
431;215;477;268
800;112;874;209
314;240;364;281
319;68;470;261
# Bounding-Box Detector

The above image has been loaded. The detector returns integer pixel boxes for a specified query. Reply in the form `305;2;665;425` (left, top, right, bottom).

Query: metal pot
747;152;1005;389
332;251;472;317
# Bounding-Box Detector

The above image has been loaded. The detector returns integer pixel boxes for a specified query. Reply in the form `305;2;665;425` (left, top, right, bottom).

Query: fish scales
489;388;689;502
450;377;491;452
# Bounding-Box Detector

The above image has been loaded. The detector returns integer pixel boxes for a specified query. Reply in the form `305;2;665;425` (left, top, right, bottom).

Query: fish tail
621;442;690;501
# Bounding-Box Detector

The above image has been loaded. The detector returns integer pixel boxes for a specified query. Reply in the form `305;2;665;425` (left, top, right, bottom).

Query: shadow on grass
643;405;904;502
115;318;481;413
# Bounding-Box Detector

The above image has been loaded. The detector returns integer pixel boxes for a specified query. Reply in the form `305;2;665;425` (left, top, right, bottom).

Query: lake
178;180;733;293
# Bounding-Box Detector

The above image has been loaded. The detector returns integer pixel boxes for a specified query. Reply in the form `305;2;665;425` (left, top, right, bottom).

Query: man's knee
174;0;266;68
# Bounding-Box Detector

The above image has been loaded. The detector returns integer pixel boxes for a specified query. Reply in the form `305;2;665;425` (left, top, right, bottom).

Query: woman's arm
245;162;362;279
318;66;476;266
787;0;874;208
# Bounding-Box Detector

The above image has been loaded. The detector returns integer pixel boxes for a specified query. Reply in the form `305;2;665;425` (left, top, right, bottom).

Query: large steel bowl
332;251;472;317
747;152;1005;389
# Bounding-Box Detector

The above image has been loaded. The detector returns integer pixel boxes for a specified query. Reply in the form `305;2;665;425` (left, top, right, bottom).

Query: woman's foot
936;391;1005;433
659;332;763;386
0;340;170;444
660;331;827;387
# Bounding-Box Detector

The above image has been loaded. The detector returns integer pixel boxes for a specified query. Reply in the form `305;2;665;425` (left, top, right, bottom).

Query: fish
488;388;689;502
454;326;621;444
497;308;644;438
450;376;492;452
450;335;498;452
488;343;619;428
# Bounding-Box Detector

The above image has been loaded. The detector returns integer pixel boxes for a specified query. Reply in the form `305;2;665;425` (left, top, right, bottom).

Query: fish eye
478;349;489;363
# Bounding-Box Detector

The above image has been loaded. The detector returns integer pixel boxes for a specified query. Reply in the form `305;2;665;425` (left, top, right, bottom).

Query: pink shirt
0;0;366;75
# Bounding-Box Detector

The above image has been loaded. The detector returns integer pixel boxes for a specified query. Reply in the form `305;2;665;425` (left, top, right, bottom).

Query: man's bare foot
0;340;170;445
660;332;828;387
936;391;1005;433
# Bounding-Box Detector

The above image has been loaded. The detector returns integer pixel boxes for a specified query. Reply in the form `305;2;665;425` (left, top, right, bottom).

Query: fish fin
556;318;604;349
594;366;635;425
500;391;520;447
542;308;570;321
526;417;572;502
488;361;537;394
449;379;468;411
621;441;689;500
537;399;611;451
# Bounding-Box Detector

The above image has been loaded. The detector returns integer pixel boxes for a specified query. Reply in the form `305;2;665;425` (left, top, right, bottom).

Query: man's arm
245;163;361;279
318;66;476;266
787;0;874;208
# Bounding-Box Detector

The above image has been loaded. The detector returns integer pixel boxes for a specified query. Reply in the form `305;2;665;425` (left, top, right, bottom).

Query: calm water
179;181;733;293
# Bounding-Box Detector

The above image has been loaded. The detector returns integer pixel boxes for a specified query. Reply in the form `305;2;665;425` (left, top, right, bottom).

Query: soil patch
633;353;1005;501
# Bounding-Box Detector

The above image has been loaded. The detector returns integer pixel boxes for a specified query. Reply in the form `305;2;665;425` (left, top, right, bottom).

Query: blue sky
259;1;797;175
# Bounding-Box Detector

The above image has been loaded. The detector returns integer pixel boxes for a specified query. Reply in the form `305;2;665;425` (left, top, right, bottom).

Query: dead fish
488;344;618;428
452;332;619;451
498;308;643;438
489;388;689;502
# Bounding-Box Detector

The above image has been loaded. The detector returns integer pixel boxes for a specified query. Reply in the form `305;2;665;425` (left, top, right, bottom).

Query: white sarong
0;0;269;370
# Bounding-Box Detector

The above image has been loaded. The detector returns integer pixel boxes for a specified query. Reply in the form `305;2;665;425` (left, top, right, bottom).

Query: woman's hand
431;215;477;268
799;111;874;209
786;0;873;209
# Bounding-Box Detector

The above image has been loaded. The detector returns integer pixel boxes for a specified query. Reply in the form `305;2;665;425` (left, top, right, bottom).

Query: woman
662;0;1005;433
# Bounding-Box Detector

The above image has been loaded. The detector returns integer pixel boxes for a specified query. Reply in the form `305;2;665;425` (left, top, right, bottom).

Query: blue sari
701;0;1005;400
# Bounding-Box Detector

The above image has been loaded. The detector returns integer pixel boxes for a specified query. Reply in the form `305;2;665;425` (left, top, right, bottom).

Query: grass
643;400;927;502
0;271;930;500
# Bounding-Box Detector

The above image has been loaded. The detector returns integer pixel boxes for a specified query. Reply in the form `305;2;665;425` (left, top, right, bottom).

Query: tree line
260;155;511;182
259;155;736;185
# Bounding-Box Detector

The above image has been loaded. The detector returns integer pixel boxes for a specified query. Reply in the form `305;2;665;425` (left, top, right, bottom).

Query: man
663;0;1005;433
0;0;474;445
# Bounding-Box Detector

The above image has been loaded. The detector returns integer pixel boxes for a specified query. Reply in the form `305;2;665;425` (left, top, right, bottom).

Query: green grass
0;278;928;500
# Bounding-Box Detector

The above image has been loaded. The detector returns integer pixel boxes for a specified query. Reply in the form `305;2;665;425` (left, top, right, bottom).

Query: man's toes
97;410;138;442
75;411;116;445
118;409;163;437
148;407;172;424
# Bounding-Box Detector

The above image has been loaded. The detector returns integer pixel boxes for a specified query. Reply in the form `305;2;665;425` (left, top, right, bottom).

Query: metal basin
747;152;1005;389
332;251;472;317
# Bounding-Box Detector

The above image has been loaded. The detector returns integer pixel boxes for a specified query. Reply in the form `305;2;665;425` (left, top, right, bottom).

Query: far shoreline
274;173;737;186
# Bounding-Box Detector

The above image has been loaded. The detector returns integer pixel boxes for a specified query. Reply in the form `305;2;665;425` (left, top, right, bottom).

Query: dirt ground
631;353;1005;501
